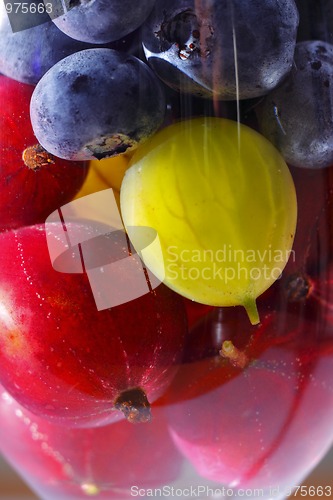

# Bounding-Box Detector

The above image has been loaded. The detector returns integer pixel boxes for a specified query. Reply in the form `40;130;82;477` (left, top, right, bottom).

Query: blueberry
0;2;138;85
141;0;299;100
30;48;166;160
256;41;333;169
52;0;156;44
0;19;91;84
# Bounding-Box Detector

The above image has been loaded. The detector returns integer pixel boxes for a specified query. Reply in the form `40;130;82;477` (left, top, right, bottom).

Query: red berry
0;76;88;231
0;223;187;426
0;387;183;499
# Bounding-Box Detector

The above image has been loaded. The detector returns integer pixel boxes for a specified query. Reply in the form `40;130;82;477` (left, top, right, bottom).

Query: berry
120;117;297;324
0;75;88;231
159;181;333;487
88;156;130;194
256;41;333;169
30;48;166;160
52;0;155;44
142;0;299;100
0;223;187;426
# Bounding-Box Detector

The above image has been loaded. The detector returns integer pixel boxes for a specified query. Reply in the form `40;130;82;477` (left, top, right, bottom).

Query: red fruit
0;223;187;426
183;297;213;329
164;281;333;492
0;75;88;231
0;387;183;499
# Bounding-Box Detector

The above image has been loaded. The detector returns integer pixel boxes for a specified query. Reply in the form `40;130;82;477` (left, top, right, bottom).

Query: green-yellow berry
120;117;297;324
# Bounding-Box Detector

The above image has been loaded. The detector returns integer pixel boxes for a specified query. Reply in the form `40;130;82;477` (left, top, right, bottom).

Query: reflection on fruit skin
0;388;183;499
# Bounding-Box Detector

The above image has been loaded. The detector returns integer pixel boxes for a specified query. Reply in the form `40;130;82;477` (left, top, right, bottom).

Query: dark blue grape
4;0;53;32
141;0;299;100
0;3;137;85
256;41;333;169
30;48;166;160
52;0;155;44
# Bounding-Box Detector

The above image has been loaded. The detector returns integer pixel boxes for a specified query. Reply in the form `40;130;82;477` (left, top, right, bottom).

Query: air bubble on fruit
120;117;297;325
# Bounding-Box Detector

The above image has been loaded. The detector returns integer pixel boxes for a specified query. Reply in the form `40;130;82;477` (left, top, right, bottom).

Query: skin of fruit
0;223;187;427
0;388;183;499
0;75;89;231
120;117;297;325
163;288;333;492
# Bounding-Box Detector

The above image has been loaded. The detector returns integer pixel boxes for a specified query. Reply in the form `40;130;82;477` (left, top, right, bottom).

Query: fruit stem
114;387;151;424
22;144;55;171
220;340;248;369
243;297;260;325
